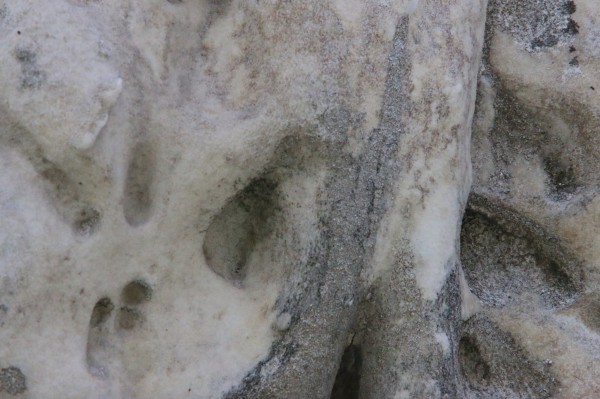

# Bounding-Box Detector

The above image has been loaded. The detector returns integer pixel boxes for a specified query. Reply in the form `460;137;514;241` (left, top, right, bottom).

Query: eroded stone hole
89;297;113;328
460;316;556;398
460;201;579;308
86;297;114;379
116;307;143;331
459;337;490;387
123;141;156;227
330;344;362;399
489;0;580;52
543;156;578;199
203;178;278;286
121;280;152;305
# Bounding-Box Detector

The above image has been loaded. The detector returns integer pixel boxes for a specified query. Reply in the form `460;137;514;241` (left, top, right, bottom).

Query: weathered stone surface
465;0;600;397
0;0;598;398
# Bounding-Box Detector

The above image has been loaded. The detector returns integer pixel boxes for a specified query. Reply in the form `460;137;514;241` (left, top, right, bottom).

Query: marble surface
0;0;598;398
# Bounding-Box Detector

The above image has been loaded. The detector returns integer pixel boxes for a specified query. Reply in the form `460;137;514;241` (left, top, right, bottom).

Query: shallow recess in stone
459;316;556;399
121;280;152;305
543;155;579;200
123;141;156;227
86;297;114;379
116;306;144;331
460;194;581;309
202;178;278;286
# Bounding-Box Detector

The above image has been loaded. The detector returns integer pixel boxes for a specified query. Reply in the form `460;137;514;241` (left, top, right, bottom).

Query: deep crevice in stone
330;344;362;399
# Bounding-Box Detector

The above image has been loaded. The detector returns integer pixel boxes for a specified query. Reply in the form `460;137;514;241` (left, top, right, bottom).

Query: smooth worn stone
0;0;599;398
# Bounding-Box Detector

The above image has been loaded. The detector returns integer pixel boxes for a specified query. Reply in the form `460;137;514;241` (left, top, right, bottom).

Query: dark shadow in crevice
330;344;362;399
459;336;490;387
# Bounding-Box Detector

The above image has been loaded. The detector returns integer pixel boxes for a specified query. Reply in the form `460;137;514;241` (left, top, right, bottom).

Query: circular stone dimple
121;280;152;305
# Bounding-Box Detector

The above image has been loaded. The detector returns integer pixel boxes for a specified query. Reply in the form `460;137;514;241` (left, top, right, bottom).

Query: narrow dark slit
330;344;362;399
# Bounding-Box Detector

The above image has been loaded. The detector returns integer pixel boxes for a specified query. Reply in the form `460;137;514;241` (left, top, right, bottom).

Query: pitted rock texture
0;0;599;398
465;0;600;397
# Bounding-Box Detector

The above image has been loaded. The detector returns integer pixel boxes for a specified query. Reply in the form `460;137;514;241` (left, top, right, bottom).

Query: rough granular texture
488;0;579;52
0;367;27;396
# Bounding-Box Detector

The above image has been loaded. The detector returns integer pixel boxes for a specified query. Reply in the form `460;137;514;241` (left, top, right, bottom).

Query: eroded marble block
2;0;598;398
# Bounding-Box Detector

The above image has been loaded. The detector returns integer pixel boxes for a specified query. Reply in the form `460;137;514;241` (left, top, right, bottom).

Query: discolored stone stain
0;5;7;22
74;206;101;235
563;18;579;35
531;35;559;50
459;316;557;398
330;344;362;399
461;193;583;309
0;366;27;396
488;0;581;52
89;297;114;328
14;47;46;89
563;1;576;14
0;304;7;328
